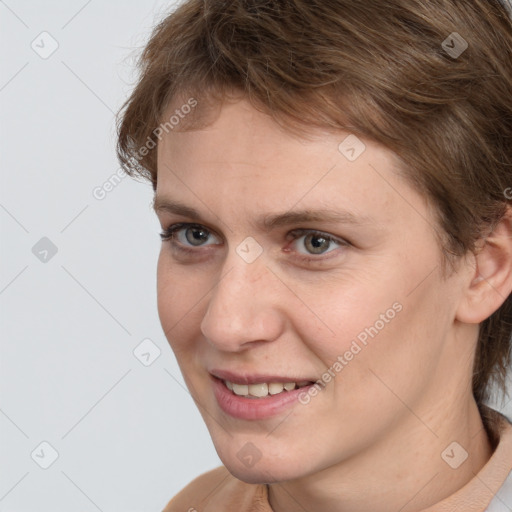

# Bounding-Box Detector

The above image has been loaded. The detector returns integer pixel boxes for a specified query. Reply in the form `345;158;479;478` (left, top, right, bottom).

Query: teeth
232;383;248;396
248;383;268;397
225;380;311;398
268;382;284;395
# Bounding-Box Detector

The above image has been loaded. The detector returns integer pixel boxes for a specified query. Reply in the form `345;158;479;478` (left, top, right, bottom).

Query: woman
117;0;512;510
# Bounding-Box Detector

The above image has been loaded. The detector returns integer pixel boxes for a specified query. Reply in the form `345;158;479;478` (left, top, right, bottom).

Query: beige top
163;408;512;512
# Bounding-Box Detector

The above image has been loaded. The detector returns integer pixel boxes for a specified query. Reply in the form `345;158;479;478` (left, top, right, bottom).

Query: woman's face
155;98;474;483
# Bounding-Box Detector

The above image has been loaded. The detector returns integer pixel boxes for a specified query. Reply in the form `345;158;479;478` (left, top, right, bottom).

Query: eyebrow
152;197;374;230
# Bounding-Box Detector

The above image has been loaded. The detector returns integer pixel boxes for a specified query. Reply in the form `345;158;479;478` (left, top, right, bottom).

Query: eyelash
159;222;350;263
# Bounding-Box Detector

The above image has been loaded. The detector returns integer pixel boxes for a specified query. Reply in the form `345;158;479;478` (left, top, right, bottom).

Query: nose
200;252;285;352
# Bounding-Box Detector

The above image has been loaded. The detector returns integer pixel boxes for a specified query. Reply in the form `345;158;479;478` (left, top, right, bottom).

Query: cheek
156;252;199;352
307;259;453;393
326;277;455;417
297;269;404;365
156;252;173;330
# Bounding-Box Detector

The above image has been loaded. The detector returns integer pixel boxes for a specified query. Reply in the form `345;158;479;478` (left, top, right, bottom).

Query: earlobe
456;206;512;324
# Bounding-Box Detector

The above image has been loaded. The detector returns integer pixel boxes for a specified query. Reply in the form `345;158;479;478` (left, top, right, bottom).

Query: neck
268;396;492;512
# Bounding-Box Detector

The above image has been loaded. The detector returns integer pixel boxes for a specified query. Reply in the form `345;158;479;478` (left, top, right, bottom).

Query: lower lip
211;376;314;420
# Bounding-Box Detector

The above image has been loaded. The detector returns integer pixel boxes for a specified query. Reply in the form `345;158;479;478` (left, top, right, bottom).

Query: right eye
159;223;222;250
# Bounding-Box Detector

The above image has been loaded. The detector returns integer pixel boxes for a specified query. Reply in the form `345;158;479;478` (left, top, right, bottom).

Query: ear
456;206;512;324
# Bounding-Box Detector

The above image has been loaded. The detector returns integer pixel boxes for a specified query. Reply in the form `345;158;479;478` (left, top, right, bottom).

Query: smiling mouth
211;374;319;420
222;379;314;398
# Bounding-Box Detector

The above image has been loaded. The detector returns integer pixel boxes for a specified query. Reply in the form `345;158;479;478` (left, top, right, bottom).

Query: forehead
155;98;431;230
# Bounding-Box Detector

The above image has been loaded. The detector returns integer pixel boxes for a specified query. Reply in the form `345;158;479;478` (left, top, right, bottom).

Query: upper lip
210;369;316;385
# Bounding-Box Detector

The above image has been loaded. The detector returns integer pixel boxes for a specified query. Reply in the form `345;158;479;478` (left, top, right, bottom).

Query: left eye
289;230;344;255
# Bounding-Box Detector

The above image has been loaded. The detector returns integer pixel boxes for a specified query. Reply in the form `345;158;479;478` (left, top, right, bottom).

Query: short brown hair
117;0;512;405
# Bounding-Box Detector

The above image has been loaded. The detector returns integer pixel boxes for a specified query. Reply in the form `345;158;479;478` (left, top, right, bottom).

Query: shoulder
161;466;270;512
485;410;512;510
162;466;230;511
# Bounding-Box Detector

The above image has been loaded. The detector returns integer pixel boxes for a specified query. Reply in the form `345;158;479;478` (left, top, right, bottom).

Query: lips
209;369;319;420
209;369;317;385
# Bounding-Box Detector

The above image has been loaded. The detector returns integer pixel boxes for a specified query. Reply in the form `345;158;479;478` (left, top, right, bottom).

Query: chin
223;463;293;485
217;447;310;484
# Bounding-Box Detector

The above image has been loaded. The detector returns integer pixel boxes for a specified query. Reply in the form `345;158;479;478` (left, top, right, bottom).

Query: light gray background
1;1;221;511
0;1;511;511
